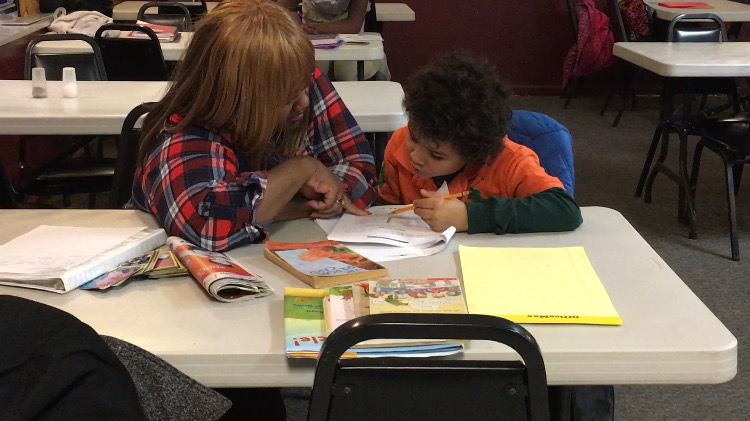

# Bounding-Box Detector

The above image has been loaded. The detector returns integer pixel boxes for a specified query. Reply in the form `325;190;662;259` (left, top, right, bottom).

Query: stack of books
284;278;467;359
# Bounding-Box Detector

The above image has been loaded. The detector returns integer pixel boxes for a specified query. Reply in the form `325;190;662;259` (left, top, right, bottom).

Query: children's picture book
284;287;463;359
0;225;166;293
168;237;273;303
325;206;457;261
264;240;387;289
460;246;622;325
368;278;468;315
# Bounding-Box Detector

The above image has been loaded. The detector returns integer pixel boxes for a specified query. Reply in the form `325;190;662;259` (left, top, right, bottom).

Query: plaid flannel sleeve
304;67;377;208
140;129;267;252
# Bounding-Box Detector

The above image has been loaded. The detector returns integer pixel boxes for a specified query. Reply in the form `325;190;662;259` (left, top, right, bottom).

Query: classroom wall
381;0;606;95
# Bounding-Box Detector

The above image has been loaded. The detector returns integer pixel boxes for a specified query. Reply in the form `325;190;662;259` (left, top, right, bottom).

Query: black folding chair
636;14;738;240
20;34;113;207
110;102;157;209
159;0;207;24
95;23;168;81
137;1;192;32
308;313;550;421
690;114;750;260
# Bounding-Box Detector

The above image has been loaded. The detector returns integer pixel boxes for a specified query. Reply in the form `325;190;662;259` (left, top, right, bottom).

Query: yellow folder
459;246;622;325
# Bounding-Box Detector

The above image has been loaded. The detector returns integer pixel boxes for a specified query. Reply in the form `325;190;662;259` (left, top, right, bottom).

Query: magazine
167;236;272;303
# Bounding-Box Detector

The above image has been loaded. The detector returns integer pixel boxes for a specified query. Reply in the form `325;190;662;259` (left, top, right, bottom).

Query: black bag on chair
0;295;146;420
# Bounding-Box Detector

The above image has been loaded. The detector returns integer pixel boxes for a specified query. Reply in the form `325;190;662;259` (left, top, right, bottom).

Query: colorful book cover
265;241;387;288
368;278;468;314
284;288;328;354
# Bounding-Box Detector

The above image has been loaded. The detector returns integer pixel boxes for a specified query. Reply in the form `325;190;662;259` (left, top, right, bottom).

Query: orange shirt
378;127;564;204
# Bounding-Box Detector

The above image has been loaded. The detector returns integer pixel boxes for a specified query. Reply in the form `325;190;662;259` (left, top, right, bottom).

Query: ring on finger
335;198;345;207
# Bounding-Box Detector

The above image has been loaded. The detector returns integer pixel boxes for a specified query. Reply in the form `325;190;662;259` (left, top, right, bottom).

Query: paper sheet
460;246;622;325
319;206;455;261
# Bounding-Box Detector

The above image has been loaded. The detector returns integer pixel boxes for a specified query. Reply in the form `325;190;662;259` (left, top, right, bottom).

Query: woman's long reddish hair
138;0;315;167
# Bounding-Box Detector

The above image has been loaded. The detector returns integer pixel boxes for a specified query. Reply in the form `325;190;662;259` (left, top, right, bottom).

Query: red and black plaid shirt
131;68;376;251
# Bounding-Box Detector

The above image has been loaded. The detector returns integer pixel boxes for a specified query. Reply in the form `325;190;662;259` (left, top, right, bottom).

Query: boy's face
406;124;467;178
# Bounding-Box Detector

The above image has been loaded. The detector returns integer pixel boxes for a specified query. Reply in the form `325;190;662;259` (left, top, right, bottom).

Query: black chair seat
700;113;750;155
35;162;116;181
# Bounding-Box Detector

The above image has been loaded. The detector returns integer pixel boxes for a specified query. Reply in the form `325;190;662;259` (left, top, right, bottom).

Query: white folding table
30;31;385;63
0;80;406;135
112;1;415;22
644;0;750;22
614;41;750;240
0;207;737;387
30;31;385;80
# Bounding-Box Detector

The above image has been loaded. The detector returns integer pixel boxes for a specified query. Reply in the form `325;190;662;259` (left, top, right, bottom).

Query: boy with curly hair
378;52;582;234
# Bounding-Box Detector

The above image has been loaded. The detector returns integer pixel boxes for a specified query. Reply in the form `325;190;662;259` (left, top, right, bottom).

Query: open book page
324;205;455;261
168;237;272;302
460;246;622;325
0;226;166;292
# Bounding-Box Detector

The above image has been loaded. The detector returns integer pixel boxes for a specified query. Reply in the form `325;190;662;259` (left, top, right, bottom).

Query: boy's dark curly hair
404;52;512;165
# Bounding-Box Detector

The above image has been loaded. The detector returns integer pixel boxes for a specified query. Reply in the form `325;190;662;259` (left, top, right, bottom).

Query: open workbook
0;225;166;293
324;205;457;262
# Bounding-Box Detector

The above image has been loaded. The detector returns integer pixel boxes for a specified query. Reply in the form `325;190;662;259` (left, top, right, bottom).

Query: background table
0;15;52;48
0;207;736;387
0;80;406;135
31;32;385;64
644;0;750;22
112;1;415;22
613;41;750;77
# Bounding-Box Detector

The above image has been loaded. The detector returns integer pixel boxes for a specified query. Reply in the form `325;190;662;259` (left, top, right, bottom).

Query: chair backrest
159;0;207;24
110;102;157;209
0;164;18;209
95;24;168;81
668;13;726;42
24;34;107;81
308;313;550;421
363;0;381;33
507;110;576;197
137;1;192;32
606;0;628;42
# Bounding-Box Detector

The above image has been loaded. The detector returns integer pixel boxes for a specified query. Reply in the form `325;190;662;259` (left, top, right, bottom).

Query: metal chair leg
676;130;697;239
636;123;664;197
723;158;740;261
732;163;743;195
644;128;672;203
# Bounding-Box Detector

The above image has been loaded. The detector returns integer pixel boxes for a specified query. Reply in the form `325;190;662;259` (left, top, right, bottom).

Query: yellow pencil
388;191;470;216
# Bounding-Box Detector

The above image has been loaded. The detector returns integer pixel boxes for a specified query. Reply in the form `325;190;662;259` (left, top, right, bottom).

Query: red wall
381;0;601;94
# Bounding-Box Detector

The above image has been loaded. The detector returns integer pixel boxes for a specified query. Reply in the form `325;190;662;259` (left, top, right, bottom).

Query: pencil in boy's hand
387;191;470;216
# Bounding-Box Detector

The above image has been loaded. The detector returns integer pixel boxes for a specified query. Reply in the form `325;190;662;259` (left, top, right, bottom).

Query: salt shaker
31;67;47;98
62;67;78;98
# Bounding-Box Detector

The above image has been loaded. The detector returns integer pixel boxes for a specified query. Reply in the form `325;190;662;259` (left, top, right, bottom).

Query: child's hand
413;189;469;232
